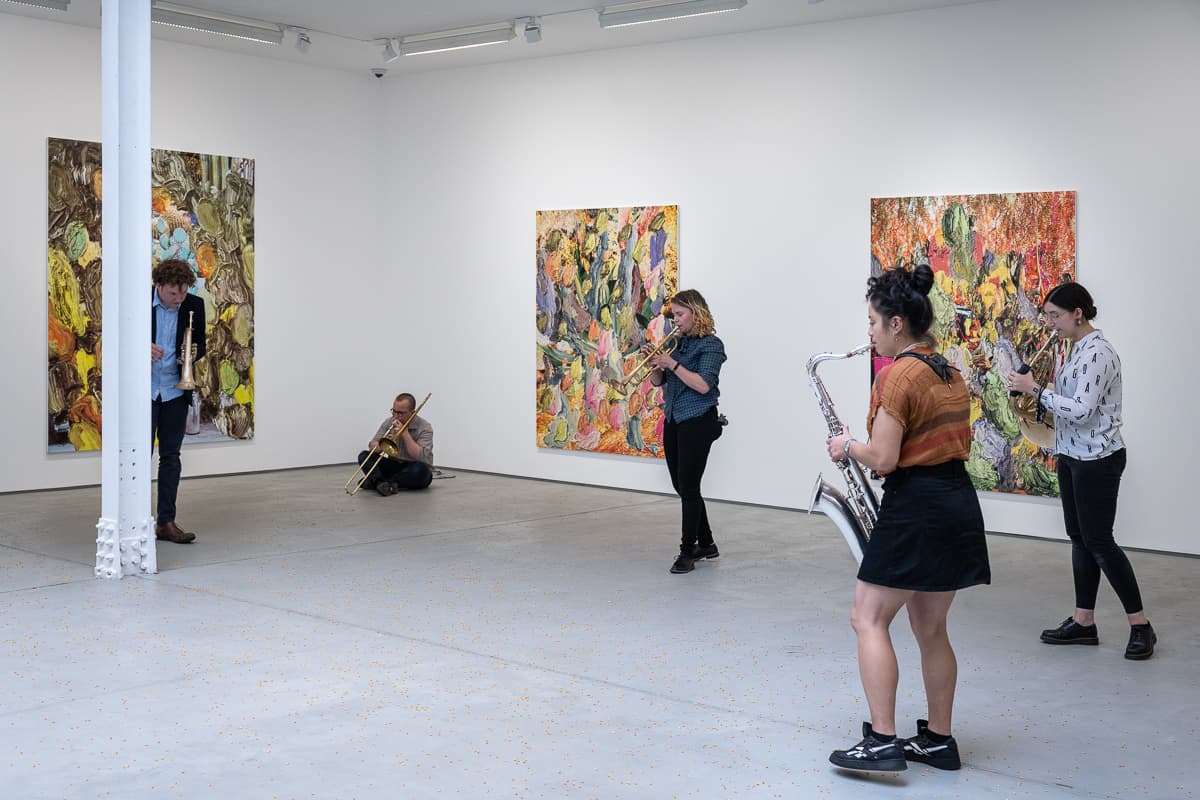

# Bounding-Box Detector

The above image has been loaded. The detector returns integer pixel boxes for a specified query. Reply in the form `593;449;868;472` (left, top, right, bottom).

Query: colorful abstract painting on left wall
47;137;255;452
536;206;678;457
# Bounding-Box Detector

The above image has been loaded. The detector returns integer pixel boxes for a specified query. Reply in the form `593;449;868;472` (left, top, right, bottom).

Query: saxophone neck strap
895;351;957;382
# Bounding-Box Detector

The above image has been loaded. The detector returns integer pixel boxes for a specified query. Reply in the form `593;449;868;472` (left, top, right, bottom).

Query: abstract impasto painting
47;137;255;452
870;191;1076;496
536;206;678;457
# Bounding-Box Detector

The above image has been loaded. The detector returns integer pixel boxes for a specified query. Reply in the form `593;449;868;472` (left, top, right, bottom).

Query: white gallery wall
0;12;385;493
1;1;1196;554
378;0;1198;554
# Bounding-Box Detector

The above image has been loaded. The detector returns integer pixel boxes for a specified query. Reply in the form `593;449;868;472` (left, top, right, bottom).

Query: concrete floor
0;467;1194;800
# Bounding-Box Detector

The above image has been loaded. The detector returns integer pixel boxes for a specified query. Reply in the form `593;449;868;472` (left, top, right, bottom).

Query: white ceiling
2;0;996;76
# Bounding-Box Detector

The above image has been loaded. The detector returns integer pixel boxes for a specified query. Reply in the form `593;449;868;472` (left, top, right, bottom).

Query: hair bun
910;263;935;295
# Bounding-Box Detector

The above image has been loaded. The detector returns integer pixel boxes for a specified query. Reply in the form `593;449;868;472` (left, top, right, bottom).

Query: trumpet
616;330;680;391
344;392;432;495
175;311;197;391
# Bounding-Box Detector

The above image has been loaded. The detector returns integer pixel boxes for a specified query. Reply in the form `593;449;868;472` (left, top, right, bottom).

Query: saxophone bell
809;475;869;565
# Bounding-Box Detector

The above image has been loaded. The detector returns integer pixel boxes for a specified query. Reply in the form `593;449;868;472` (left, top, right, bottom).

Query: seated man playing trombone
356;392;434;495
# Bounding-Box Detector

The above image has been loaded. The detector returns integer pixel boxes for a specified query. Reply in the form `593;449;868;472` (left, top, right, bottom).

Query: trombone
616;330;680;391
344;392;431;495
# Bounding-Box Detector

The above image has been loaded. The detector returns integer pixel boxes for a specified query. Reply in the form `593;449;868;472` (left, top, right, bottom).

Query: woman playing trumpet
646;290;726;574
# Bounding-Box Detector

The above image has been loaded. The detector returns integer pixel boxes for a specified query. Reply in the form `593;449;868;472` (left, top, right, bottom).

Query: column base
95;516;158;578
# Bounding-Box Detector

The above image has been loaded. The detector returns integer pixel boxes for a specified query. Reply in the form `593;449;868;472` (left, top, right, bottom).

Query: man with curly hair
151;258;206;543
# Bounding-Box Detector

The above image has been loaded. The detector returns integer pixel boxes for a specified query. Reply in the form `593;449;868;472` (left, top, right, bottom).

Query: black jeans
152;394;189;524
357;451;433;490
663;407;722;550
1056;449;1144;614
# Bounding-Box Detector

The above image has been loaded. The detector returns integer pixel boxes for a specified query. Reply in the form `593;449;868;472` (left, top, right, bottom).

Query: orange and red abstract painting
536;206;678;457
870;191;1076;496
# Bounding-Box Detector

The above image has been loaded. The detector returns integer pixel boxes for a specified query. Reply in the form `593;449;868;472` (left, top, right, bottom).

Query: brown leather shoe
156;521;196;544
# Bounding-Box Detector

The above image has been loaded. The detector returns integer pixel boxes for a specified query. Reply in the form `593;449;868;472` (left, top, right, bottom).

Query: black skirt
857;461;991;592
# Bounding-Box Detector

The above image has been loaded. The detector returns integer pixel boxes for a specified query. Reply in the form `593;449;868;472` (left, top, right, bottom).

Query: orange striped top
867;348;972;472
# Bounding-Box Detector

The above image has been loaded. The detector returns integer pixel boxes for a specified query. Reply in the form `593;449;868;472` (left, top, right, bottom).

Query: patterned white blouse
1039;330;1124;460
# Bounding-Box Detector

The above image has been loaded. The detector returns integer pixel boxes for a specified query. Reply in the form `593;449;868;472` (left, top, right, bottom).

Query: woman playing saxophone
824;264;990;773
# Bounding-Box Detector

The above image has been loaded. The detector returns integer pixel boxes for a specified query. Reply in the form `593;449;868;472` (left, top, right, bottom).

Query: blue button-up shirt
151;287;183;402
662;334;726;422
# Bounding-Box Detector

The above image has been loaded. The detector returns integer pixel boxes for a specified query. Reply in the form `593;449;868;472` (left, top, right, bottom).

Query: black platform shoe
1040;617;1099;645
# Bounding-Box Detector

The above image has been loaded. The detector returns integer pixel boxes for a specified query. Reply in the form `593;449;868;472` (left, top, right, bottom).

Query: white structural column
96;0;155;578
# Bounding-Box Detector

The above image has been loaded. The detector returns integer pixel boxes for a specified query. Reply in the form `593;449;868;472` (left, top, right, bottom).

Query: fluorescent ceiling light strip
2;0;70;11
599;0;747;28
399;26;515;56
151;7;283;44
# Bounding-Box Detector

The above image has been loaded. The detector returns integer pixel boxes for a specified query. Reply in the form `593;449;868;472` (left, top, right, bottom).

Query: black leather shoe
1125;623;1157;660
693;542;719;560
670;550;695;574
376;481;398;496
1040;617;1099;645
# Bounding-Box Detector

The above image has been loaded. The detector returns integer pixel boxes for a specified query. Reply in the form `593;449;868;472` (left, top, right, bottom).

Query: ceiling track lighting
397;22;515;57
294;28;311;53
598;0;748;29
381;38;399;63
522;17;542;45
1;0;70;10
150;2;284;45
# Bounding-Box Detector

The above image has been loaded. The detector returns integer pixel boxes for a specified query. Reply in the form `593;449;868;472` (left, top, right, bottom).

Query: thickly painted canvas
47;137;255;452
870;191;1076;496
536;206;679;457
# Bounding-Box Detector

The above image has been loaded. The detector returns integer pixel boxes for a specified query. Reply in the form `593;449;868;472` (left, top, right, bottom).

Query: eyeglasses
391;408;407;415
1042;310;1066;322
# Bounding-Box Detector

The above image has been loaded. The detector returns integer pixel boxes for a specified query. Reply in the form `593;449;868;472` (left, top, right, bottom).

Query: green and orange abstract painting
536;206;678;458
870;191;1076;496
47;137;255;452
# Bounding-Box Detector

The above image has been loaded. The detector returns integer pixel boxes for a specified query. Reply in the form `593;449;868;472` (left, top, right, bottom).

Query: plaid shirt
662;334;726;422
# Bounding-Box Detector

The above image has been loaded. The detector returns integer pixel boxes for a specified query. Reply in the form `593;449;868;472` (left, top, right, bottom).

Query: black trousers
1056;449;1144;614
663;407;722;550
152;394;189;524
357;451;433;490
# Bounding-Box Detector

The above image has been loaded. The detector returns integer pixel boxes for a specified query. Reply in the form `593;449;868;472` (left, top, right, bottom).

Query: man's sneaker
1125;622;1157;660
376;481;398;497
902;719;961;770
829;722;907;772
1040;617;1099;645
693;542;720;560
670;550;695;574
